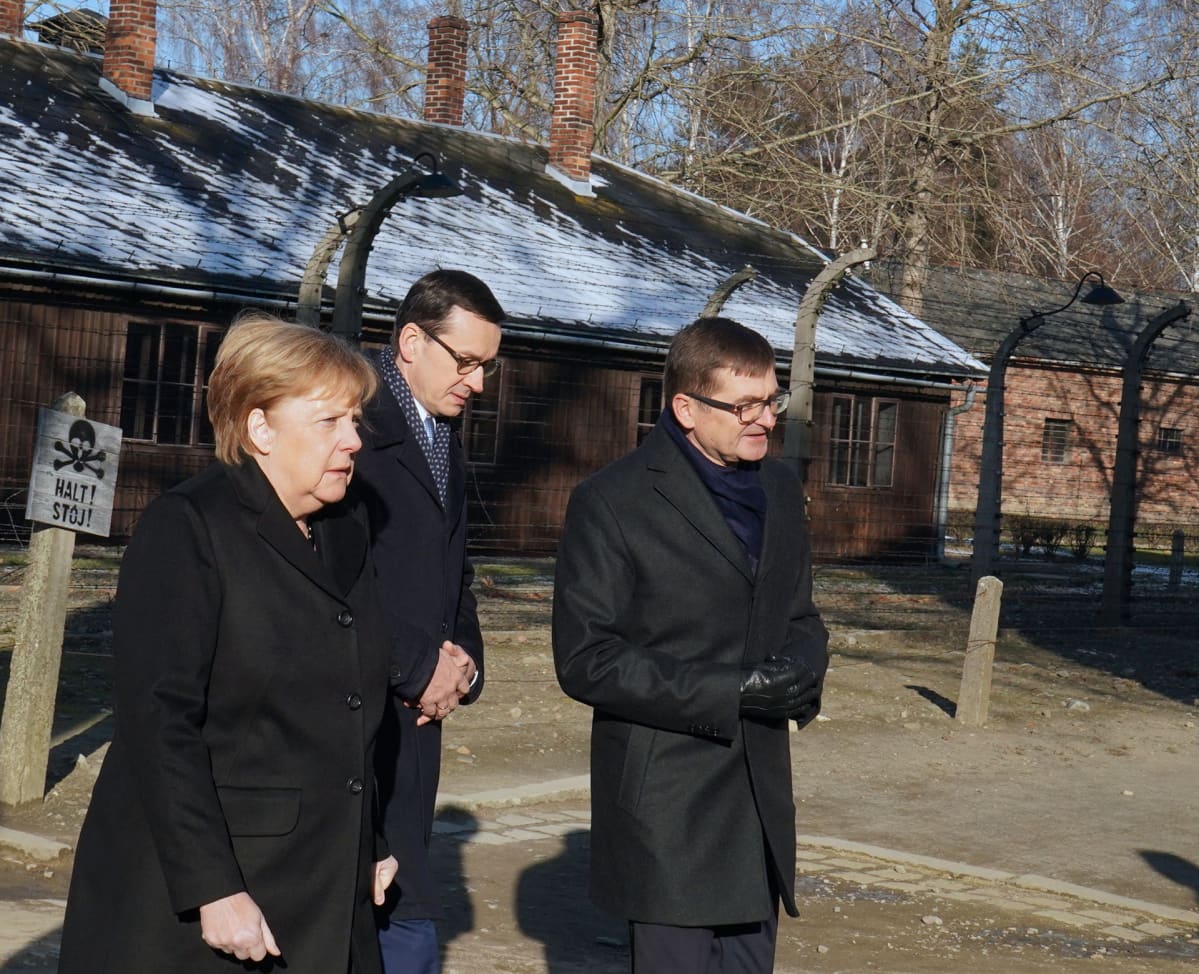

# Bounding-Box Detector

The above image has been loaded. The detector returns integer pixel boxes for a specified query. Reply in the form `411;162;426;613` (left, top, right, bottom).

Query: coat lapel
227;461;355;602
754;461;792;586
312;507;368;599
397;435;442;509
645;426;754;583
368;380;442;510
445;434;466;527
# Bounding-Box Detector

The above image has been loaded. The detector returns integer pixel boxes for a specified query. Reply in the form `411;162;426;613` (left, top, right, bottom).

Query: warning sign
25;409;123;537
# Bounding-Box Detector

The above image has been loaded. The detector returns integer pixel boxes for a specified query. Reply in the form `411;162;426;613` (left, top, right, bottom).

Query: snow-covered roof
0;39;983;378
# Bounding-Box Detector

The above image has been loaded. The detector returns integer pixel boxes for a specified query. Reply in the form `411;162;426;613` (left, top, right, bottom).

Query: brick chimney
1;0;23;38
547;10;598;189
102;0;156;103
424;15;468;126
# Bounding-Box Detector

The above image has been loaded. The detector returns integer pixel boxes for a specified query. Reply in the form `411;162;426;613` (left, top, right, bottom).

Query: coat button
389;665;403;680
337;609;354;628
440;621;449;634
346;777;364;795
346;692;363;710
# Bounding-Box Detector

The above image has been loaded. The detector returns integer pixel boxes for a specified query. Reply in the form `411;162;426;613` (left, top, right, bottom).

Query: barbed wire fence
1;317;1196;709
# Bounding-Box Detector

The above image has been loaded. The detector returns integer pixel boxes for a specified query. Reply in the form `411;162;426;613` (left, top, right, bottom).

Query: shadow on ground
817;558;1199;705
0;928;60;973
514;829;626;974
904;684;956;717
1141;851;1199;907
437;808;478;966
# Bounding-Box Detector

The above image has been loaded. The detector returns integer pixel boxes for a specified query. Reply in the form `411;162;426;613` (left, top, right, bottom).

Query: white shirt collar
412;397;433;426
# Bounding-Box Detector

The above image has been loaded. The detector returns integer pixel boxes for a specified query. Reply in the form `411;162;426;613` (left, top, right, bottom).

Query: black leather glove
789;692;822;729
739;655;819;720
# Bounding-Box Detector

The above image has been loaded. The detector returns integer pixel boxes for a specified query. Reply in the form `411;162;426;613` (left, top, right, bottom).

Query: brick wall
948;363;1199;532
1;0;23;37
424;15;467;126
547;11;597;183
103;0;157;101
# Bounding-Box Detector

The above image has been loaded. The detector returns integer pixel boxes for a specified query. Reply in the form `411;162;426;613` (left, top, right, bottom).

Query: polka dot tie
424;418;451;504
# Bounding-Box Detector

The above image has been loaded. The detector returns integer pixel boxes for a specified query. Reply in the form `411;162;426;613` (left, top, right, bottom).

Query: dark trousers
379;917;439;974
628;903;779;974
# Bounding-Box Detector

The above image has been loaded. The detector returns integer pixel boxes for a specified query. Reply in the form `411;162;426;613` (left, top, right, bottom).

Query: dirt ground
429;802;1199;974
1;550;1197;972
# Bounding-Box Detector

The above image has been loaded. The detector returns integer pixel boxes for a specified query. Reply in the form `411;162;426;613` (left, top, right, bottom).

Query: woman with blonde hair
61;315;396;973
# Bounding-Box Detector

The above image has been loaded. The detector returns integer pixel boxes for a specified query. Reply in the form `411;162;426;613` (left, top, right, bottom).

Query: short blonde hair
208;314;378;465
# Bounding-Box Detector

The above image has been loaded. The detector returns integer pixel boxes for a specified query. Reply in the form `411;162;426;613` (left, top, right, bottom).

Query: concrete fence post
784;245;875;486
1168;530;1185;593
956;574;1003;728
0;392;85;806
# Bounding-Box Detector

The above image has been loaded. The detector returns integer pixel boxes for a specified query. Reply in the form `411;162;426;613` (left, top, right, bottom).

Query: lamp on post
970;271;1123;585
329;151;462;344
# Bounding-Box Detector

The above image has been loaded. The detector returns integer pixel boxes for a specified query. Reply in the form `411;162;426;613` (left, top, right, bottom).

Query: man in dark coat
553;316;829;974
354;269;505;974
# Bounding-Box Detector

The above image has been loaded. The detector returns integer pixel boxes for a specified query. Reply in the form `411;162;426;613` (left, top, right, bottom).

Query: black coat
353;372;483;921
59;461;390;974
552;424;829;926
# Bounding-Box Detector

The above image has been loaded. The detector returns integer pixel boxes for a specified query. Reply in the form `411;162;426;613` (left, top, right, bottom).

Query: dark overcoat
353;370;483;922
552;424;829;927
59;460;390;974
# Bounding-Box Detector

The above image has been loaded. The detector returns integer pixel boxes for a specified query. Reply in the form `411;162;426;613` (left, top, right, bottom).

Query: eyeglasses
686;389;791;425
416;324;500;377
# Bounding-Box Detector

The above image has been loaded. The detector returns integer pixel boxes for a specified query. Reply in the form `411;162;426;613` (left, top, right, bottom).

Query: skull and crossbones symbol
54;420;107;479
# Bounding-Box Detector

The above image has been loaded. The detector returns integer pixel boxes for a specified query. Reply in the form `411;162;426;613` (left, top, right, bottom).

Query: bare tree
648;0;1188;310
60;0;1199;300
161;0;327;92
156;0;428;109
1100;0;1199;293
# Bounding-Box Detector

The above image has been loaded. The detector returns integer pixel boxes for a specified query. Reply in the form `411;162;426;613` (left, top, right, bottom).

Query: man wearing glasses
553;316;828;973
355;269;504;974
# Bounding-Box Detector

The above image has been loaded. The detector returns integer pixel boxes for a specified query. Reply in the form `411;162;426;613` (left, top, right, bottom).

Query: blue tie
424;415;436;446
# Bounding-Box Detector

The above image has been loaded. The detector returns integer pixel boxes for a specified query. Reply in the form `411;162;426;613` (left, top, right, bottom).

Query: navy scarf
661;407;768;573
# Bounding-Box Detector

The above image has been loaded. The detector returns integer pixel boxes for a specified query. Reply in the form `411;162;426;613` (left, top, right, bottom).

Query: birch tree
92;0;1199;297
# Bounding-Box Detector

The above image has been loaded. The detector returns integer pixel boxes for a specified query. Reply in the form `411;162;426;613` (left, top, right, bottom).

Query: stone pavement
0;898;61;973
430;798;1199;932
790;839;1199;941
5;781;1197;972
434;800;1199;933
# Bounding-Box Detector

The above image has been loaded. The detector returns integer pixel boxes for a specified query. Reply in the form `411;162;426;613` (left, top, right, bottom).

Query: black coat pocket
217;786;302;837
